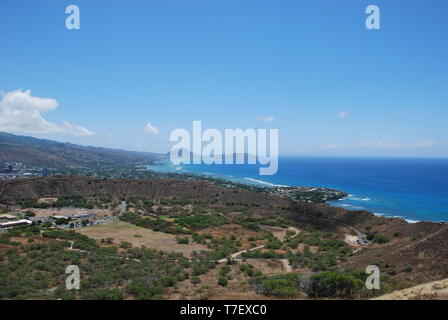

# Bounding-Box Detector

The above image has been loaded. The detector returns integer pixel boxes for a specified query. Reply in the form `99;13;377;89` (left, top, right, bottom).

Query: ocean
147;156;448;223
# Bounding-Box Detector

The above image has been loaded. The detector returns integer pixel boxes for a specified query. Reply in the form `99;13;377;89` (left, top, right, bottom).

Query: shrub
176;237;189;244
306;272;363;299
265;237;282;250
251;273;299;297
24;211;36;217
218;276;228;286
411;233;422;241
120;241;132;249
374;234;389;244
191;276;201;286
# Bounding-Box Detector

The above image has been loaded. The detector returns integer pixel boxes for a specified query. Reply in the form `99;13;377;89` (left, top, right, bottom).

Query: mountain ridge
0;132;165;168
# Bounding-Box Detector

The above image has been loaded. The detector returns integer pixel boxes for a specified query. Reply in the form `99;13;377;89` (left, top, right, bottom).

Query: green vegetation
217;276;228;286
286;231;352;272
24;210;36;217
251;270;367;299
304;272;364;299
242;249;285;259
411;233;422;241
191;276;201;286
0;225;216;300
0;172;436;301
176;236;189;244
119;213;173;233
264;236;282;250
251;273;300;297
202;236;242;261
239;263;261;278
366;232;390;244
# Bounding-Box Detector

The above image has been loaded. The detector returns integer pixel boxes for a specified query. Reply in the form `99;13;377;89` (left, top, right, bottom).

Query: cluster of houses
0;201;126;231
0;211;95;230
0;162;48;181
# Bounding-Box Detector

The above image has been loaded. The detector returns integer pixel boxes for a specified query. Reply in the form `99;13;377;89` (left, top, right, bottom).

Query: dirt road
217;225;298;272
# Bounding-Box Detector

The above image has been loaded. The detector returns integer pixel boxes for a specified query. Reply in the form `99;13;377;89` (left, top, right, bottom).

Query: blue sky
0;0;447;157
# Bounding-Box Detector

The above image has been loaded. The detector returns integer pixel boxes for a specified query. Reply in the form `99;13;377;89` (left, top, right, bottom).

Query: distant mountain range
168;148;257;161
0;132;166;168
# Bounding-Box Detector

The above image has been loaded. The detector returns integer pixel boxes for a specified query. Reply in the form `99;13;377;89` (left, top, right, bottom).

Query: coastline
146;162;443;224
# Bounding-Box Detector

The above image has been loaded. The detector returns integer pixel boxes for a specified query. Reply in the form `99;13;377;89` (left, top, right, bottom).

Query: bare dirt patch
344;234;360;247
37;197;58;204
76;221;208;256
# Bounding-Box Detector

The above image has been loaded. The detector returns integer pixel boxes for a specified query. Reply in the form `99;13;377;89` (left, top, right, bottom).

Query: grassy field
76;221;208;256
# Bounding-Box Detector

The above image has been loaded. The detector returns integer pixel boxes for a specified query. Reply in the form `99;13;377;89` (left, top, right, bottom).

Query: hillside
1;175;448;296
374;278;448;300
0;132;165;168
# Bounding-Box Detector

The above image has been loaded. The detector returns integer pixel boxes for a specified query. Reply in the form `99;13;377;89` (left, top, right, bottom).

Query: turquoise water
148;156;448;223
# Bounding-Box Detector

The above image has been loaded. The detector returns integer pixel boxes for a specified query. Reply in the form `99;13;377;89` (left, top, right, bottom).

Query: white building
0;219;32;229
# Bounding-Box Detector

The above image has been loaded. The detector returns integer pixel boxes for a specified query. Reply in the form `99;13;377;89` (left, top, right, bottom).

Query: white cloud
258;116;275;123
61;120;95;137
323;140;442;150
144;122;159;134
322;144;347;149
337;112;349;119
0;89;94;136
410;140;439;148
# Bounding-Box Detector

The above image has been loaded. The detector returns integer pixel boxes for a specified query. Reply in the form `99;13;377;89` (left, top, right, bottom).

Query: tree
24;211;36;217
191;276;201;286
55;218;68;225
307;272;363;299
251;273;299;297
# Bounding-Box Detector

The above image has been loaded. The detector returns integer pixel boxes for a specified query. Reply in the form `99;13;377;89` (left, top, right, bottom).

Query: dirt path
217;225;298;273
217;245;265;263
260;225;300;240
